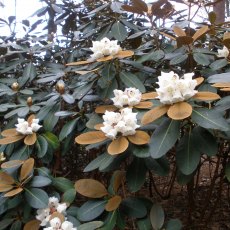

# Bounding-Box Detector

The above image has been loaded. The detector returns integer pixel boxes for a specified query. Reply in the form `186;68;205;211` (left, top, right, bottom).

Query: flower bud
27;97;33;107
56;80;65;94
11;82;19;91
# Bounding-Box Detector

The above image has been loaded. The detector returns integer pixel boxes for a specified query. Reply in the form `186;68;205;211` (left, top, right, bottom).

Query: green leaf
62;188;76;205
145;156;169;176
0;219;14;230
170;54;188;65
84;153;116;172
191;108;229;132
120;197;147;218
98;62;116;89
210;59;228;70
98;77;118;99
86;114;103;130
30;176;52;187
100;211;117;230
176;132;201;175
111;21;127;41
166;219;182;230
137;218;152;230
192;127;217;156
43;132;60;150
43;103;60;131
78;221;104;230
52;177;74;192
207;72;230;83
137;50;164;63
193;53;210;65
120;71;145;93
150;204;164;230
126;157;147;192
20;62;36;86
133;145;150;158
149;119;180;159
59;118;79;141
177;170;194;185
25;188;49;209
9;220;22;230
77;200;106;222
36;135;48;158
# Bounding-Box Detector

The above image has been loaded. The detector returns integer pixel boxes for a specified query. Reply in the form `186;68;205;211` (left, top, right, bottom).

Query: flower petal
0;135;24;145
192;92;220;101
127;130;150;145
141;92;158;100
167;102;192;120
134;101;153;109
24;133;37;146
115;50;134;59
75;131;108;145
141;105;169;125
1;128;18;137
195;77;204;86
107;136;129;155
95;105;117;114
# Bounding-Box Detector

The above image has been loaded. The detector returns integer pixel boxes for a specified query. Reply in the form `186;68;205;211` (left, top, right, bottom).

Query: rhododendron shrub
0;0;230;229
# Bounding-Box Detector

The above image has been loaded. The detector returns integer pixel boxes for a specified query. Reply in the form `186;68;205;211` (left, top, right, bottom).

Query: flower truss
0;114;42;146
141;71;221;124
217;46;229;58
36;197;68;227
66;37;134;66
95;87;156;114
44;217;76;230
75;107;150;155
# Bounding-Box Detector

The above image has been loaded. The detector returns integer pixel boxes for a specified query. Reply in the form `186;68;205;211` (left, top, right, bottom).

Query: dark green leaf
0;219;14;230
98;77;118;99
100;211;117;230
126;157;147;192
225;162;230;182
120;197;147;218
52;177;74;192
176;132;201;175
62;188;76;205
170;54;188;65
166;219;182;230
36;135;48;158
77;200;106;222
137;218;152;230
10;220;21;230
191;108;229;131
20;62;36;86
133;145;150;158
30;176;52;187
120;71;145;93
43;132;60;150
193;53;210;66
145;156;169;176
207;72;230;83
25;188;49;209
59;118;79;141
149;119;180;159
78;221;104;230
111;21;127;41
98;62;116;89
210;59;228;70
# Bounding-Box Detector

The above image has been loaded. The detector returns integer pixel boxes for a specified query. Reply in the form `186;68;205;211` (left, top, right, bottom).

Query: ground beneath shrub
62;149;230;230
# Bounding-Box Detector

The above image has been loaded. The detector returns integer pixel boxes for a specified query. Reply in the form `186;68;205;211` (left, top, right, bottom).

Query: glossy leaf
78;221;104;230
1;160;24;169
36;135;48;158
149;119;180;159
166;219;182;230
30;176;52;187
52;177;74;192
59;118;79;141
150;203;164;230
111;21;127;41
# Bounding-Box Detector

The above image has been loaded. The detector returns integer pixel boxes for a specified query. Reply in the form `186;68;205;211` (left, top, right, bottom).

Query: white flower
90;37;121;61
156;71;197;105
43;218;77;230
101;108;139;139
15;118;42;135
111;88;142;108
217;46;229;58
62;221;77;230
36;197;67;227
0;152;6;162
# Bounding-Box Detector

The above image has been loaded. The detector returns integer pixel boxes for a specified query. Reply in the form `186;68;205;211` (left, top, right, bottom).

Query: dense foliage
0;0;230;229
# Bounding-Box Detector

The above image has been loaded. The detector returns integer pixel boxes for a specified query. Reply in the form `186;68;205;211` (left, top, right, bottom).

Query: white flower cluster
156;71;197;105
15;118;42;135
112;88;142;108
101;108;140;139
217;46;229;58
36;197;76;230
44;217;76;230
90;37;121;60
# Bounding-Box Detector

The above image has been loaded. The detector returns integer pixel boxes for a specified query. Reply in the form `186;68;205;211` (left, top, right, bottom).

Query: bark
213;0;225;23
